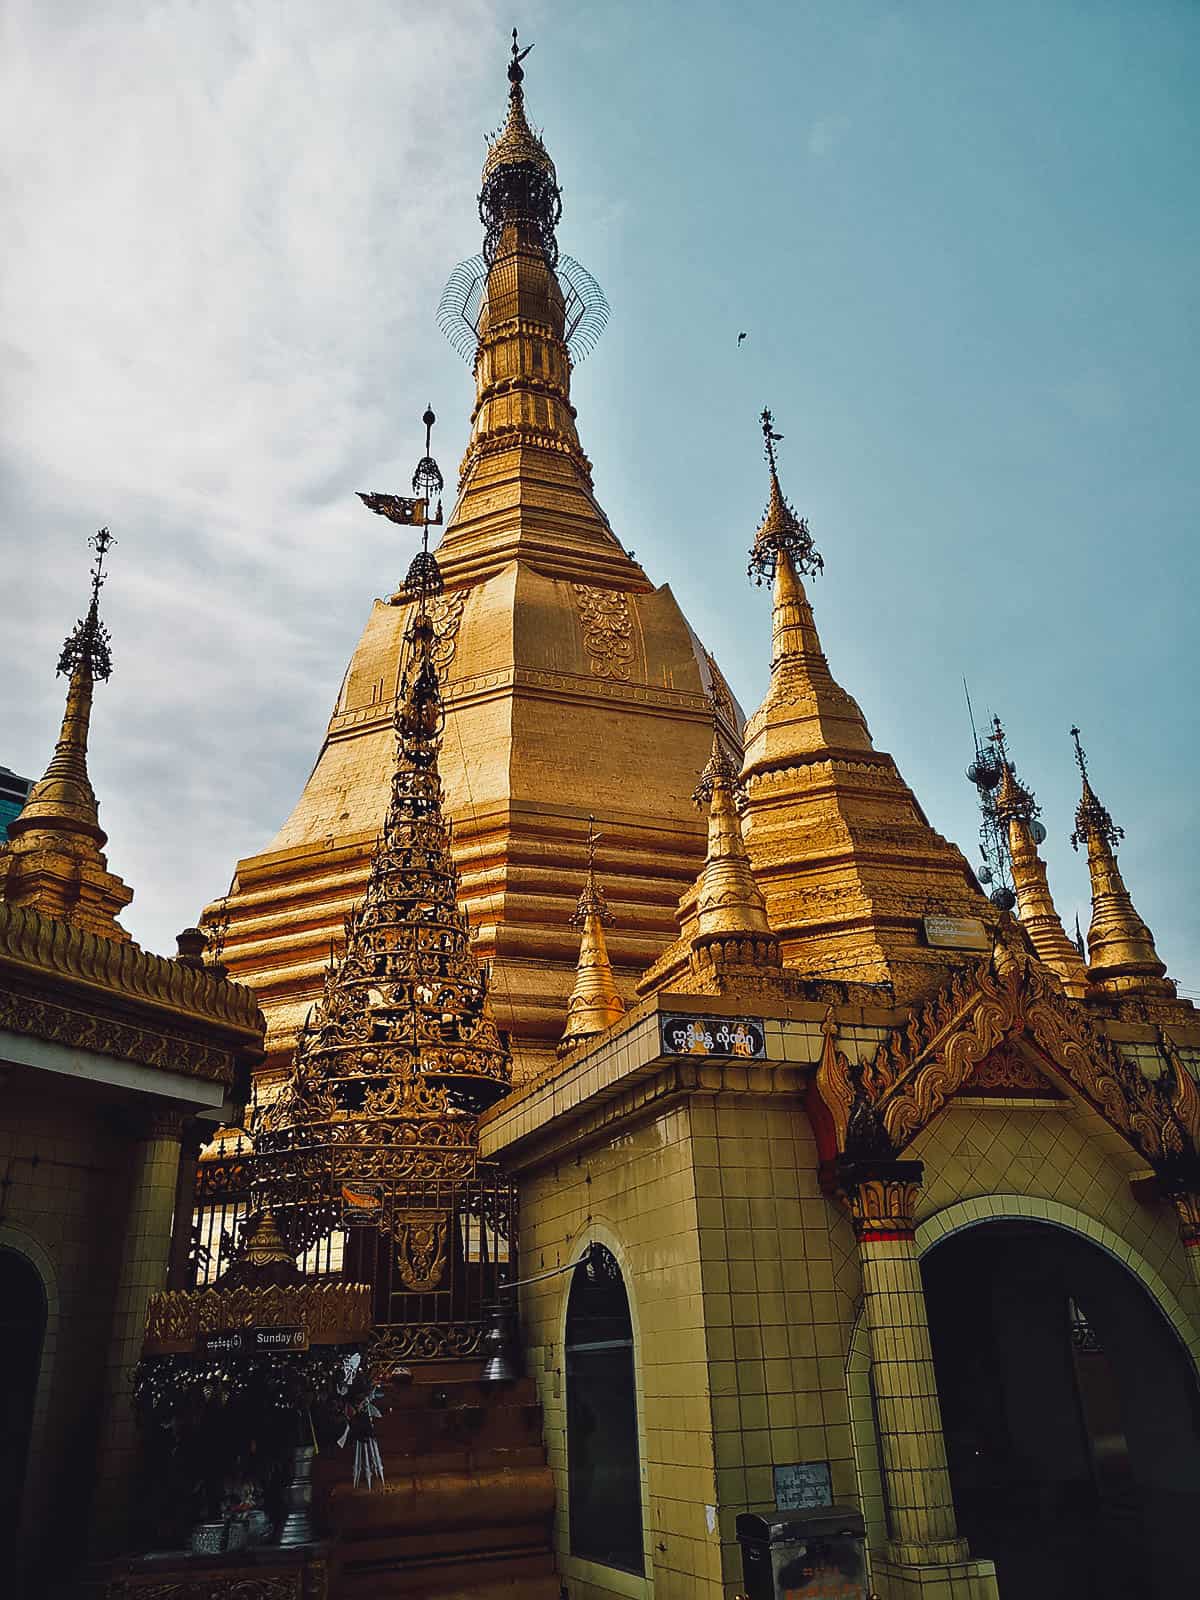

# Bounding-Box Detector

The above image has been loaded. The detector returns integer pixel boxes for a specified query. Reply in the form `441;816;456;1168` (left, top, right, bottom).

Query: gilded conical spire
560;816;625;1054
688;716;783;988
993;743;1088;997
693;727;776;943
1069;727;1174;999
737;411;989;1000
258;440;511;1181
743;412;874;761
1;529;133;940
438;33;642;589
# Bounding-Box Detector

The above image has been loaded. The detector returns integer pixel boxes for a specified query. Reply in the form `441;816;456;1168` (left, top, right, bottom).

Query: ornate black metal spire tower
479;29;563;269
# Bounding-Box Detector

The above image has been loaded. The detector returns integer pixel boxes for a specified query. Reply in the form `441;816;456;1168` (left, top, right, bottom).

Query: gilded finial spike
993;724;1088;996
58;527;115;682
561;812;624;1051
1069;725;1122;851
2;528;132;937
1067;725;1172;997
747;408;822;586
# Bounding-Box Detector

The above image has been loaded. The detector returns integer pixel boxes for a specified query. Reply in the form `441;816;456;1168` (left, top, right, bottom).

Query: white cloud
0;0;518;956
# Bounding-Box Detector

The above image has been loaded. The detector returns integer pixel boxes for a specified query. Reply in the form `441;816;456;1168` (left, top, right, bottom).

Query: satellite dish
1031;820;1047;845
438;253;610;365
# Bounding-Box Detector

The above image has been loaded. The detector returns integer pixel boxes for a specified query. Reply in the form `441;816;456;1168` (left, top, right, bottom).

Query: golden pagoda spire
1069;727;1174;999
744;411;874;761
559;816;625;1054
738;412;988;1000
434;33;643;589
1;529;133;940
992;738;1088;997
687;715;783;989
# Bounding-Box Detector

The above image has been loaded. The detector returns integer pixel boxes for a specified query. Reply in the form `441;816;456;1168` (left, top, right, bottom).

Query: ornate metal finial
571;814;614;928
747;409;823;586
692;693;743;808
201;893;232;969
479;27;560;267
358;409;445;602
509;27;533;91
1070;725;1123;851
57;527;115;681
762;408;784;476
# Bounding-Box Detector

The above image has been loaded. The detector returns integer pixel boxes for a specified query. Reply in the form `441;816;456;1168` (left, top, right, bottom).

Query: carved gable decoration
958;1040;1063;1099
811;939;1200;1179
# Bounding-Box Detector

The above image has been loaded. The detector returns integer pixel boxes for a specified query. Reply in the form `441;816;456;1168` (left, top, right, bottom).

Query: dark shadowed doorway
922;1220;1200;1600
0;1248;46;1569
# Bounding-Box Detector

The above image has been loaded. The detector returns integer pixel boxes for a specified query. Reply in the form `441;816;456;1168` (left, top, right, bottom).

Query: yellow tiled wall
516;1074;1200;1600
516;1082;869;1600
0;1080;131;1589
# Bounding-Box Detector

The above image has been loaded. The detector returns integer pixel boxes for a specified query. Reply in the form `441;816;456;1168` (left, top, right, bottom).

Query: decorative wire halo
437;252;610;365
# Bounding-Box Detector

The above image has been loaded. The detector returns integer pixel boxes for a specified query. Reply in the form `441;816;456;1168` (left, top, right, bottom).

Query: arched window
565;1244;643;1574
0;1249;47;1565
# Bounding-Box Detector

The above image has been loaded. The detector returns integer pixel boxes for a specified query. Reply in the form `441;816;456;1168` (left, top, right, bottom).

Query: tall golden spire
434;33;644;589
1069;727;1174;999
633;712;783;1000
744;411;874;761
992;742;1088;997
559;816;625;1054
690;722;781;976
0;530;133;940
738;411;988;1000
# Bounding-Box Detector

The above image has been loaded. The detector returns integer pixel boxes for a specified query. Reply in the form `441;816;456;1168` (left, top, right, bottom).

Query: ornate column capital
143;1106;188;1143
836;1157;924;1242
1171;1192;1200;1249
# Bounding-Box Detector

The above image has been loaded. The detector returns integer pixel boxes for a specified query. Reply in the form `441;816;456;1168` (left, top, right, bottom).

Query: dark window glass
566;1245;643;1574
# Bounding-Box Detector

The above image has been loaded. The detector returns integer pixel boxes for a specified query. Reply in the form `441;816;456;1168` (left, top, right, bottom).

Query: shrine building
195;37;1200;1600
3;32;1199;1600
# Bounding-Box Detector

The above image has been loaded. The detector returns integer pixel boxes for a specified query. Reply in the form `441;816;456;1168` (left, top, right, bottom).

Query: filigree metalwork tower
248;418;516;1356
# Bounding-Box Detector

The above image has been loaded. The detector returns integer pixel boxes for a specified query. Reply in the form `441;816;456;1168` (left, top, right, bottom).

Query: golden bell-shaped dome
482;84;557;186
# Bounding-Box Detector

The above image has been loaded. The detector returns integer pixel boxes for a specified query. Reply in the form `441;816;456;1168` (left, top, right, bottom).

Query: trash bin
736;1506;867;1599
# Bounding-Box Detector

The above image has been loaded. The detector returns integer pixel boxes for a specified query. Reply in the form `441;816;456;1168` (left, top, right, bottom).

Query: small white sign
922;914;990;952
774;1459;833;1511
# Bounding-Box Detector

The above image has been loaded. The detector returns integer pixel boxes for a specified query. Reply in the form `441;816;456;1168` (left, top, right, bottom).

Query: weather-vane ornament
358;407;445;601
747;410;823;585
1069;725;1123;851
57;527;115;681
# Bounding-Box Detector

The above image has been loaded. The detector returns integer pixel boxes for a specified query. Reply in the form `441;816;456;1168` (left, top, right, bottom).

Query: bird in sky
737;331;748;345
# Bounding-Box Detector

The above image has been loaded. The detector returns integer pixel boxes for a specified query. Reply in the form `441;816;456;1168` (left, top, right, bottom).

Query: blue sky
2;1;1197;993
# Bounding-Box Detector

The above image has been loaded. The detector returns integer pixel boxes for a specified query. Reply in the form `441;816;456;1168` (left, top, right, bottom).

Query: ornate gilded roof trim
0;976;237;1085
812;937;1198;1175
0;899;264;1041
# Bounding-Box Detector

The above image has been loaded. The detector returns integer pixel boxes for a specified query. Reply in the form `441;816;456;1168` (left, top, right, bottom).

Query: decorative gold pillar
91;1107;186;1550
840;1159;969;1568
1170;1193;1200;1288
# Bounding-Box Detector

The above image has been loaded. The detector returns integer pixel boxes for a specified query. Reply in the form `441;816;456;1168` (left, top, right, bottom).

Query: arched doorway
565;1244;643;1575
922;1220;1200;1600
0;1249;47;1566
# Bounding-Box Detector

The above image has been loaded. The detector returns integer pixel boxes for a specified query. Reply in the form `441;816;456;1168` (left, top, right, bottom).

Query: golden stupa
209;48;735;1084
